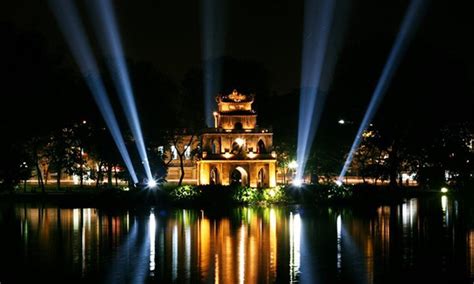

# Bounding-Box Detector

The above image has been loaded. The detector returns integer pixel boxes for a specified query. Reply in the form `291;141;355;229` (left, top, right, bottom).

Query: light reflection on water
1;197;474;282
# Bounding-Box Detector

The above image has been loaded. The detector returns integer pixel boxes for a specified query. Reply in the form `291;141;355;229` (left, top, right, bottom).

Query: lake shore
0;184;447;208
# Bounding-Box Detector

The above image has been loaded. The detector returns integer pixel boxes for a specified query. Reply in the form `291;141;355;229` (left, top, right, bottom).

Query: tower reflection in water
10;197;474;283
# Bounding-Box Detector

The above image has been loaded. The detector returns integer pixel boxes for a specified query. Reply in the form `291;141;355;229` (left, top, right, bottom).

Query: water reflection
149;211;156;274
1;198;474;282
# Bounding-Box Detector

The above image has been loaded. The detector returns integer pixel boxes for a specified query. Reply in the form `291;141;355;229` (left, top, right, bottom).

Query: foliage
262;186;288;203
170;185;200;201
233;186;261;203
167;185;289;205
0;143;31;191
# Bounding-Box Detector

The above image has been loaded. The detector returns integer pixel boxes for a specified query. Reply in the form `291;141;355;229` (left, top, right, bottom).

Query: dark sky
1;0;473;139
0;0;304;92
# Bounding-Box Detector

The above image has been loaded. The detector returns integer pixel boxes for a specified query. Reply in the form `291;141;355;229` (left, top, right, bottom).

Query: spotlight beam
201;0;226;127
87;0;153;182
49;0;138;184
337;0;428;183
296;0;336;182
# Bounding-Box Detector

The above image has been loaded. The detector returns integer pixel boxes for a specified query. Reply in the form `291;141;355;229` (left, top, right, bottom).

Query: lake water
0;195;473;283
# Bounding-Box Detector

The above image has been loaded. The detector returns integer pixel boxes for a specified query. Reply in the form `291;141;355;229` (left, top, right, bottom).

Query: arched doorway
231;166;248;186
257;139;266;153
258;168;266;187
210;167;219;185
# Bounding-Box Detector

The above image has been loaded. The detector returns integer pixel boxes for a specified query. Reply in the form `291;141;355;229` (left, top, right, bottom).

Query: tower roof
216;89;254;104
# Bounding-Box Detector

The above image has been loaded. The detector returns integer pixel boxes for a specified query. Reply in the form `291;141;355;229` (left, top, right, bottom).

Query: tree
0;142;30;192
274;142;296;184
165;130;198;186
88;126;125;188
72;121;93;188
412;124;474;189
44;127;81;190
352;129;387;184
24;137;47;193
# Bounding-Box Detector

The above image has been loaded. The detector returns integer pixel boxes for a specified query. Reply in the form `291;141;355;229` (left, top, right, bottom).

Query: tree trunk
80;147;84;189
56;166;61;191
178;154;185;186
96;162;102;189
114;166;118;187
35;160;45;193
388;144;399;189
44;167;49;185
107;164;113;188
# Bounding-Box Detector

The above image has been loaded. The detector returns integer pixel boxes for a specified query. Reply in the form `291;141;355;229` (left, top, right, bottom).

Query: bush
233;186;261;203
262;186;287;203
170;185;200;201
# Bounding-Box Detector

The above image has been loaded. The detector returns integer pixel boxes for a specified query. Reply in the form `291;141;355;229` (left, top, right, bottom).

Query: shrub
170;185;200;201
262;186;287;203
232;186;261;203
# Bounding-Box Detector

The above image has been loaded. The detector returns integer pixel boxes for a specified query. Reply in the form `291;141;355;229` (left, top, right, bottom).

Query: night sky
1;0;473;143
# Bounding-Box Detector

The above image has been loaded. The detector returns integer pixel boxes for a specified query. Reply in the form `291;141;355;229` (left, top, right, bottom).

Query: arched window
184;145;191;159
210;139;216;154
234;122;243;130
257;139;266;153
171;145;178;160
210;167;219;185
232;142;241;154
258;168;265;187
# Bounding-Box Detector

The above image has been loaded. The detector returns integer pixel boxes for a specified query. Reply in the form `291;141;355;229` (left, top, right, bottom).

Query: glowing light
292;179;303;187
338;119;345;125
149;212;156;273
238;224;246;284
296;0;337;183
337;0;427;183
247;151;257;159
288;160;298;170
235;138;245;147
441;187;449;194
147;179;157;188
172;225;178;281
441;195;448;212
87;0;153;182
202;0;226;127
289;212;301;282
49;0;138;183
73;208;80;231
336;214;342;271
335;180;343;187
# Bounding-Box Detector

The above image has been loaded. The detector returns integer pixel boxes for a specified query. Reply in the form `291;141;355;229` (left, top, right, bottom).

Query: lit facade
167;90;277;187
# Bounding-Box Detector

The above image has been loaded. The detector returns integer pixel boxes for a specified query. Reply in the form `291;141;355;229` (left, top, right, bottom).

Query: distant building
166;90;277;187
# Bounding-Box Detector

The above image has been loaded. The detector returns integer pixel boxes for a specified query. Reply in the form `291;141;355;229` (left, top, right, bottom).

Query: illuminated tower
197;90;277;187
